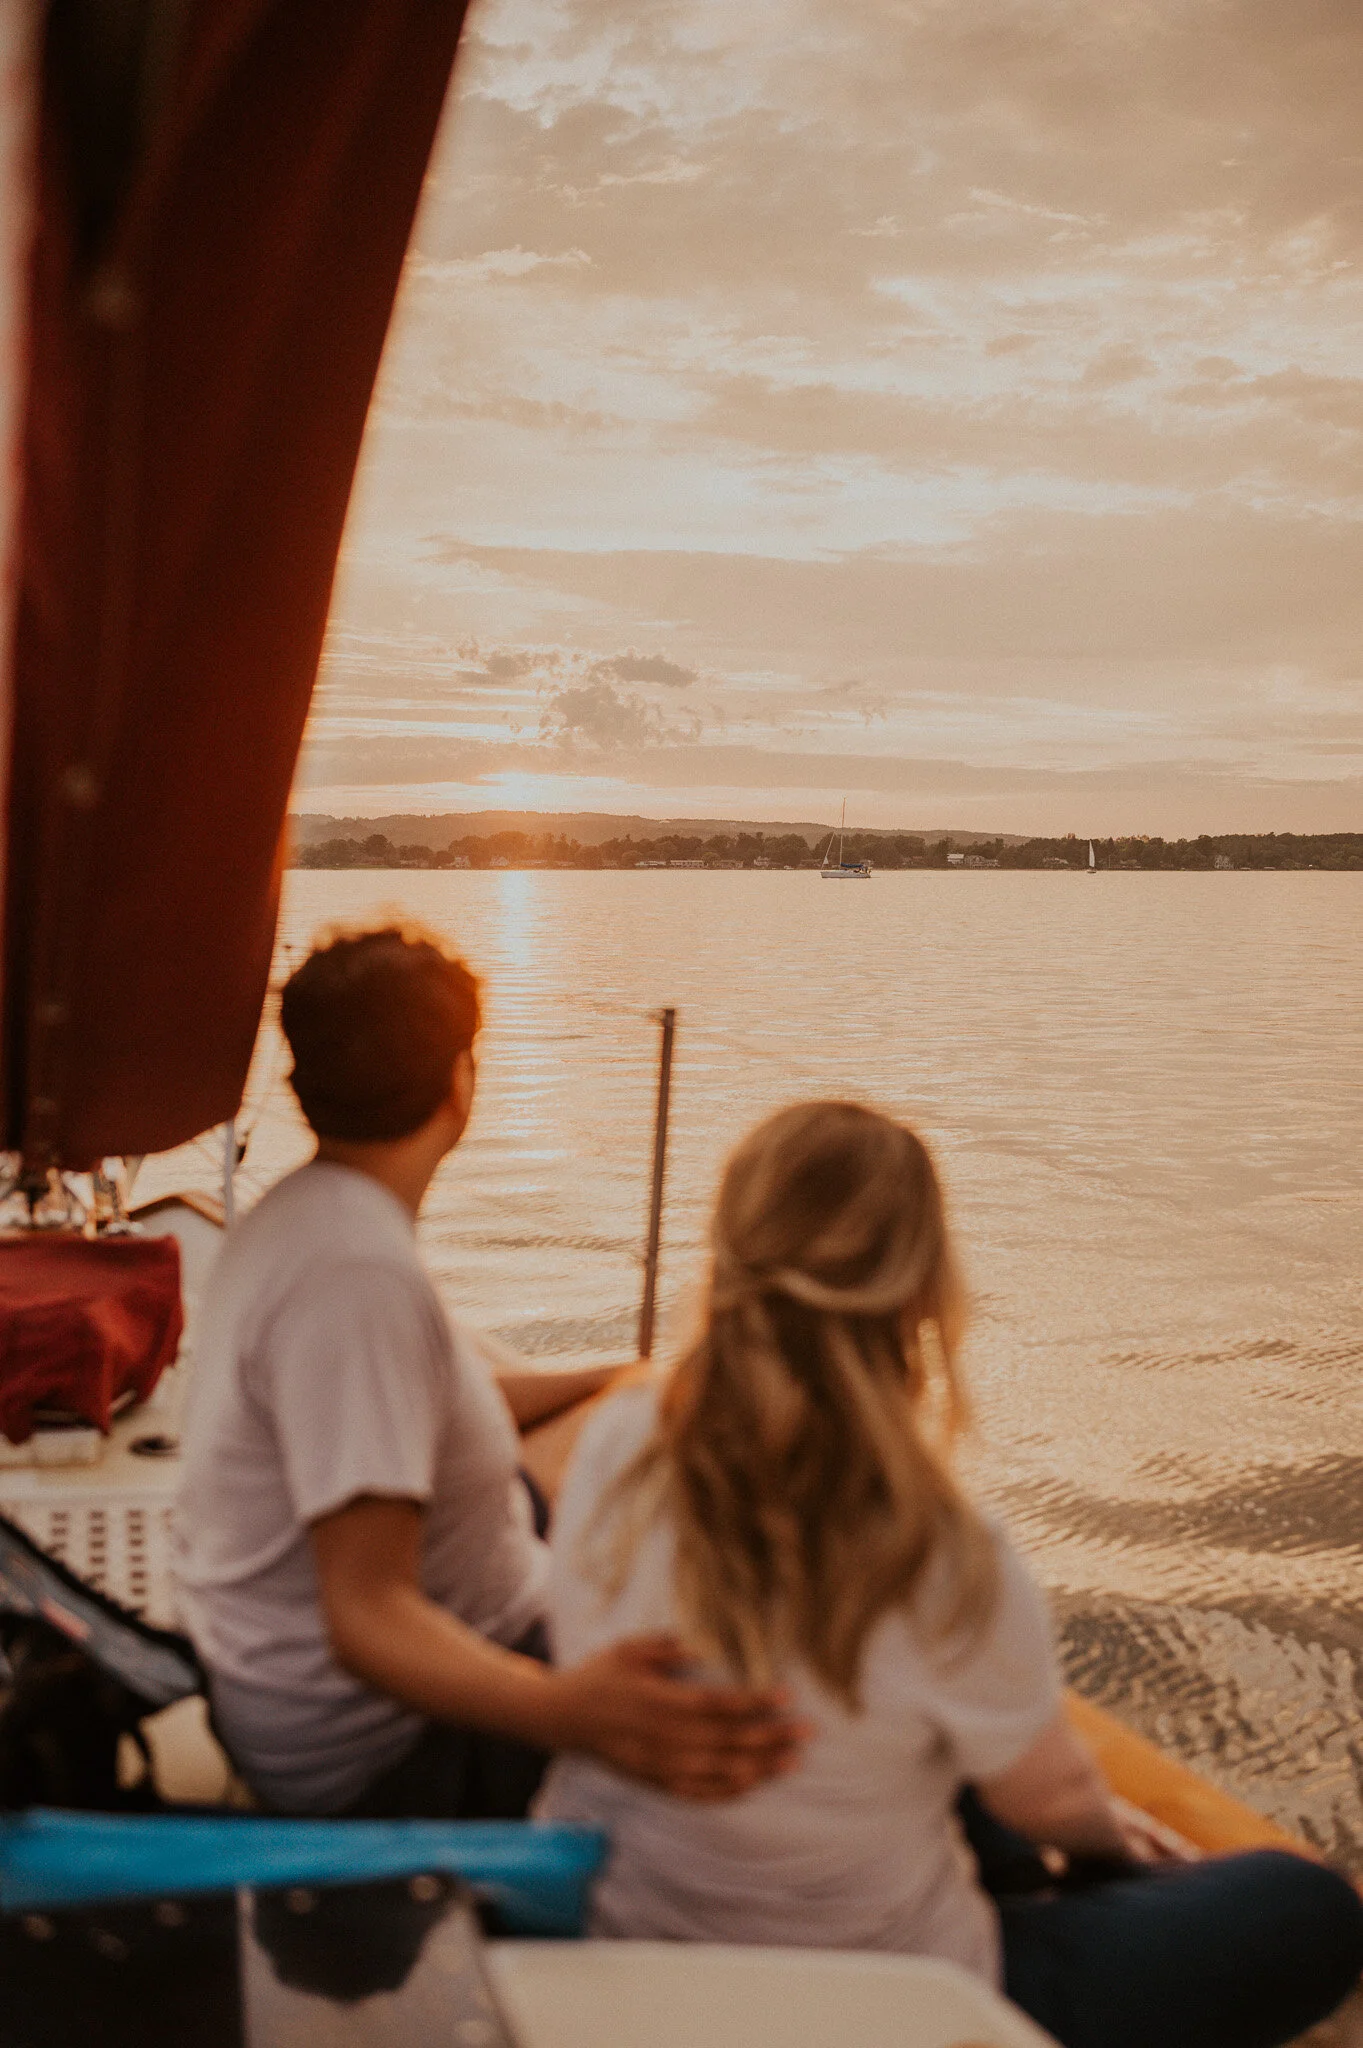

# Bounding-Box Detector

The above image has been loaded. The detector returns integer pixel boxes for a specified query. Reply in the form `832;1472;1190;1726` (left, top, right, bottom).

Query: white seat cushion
487;1940;1058;2048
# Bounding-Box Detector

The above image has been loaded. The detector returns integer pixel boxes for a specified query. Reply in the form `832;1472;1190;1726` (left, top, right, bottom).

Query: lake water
140;869;1363;1863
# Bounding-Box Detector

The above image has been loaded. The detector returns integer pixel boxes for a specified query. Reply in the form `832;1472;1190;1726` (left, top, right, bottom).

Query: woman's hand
976;1714;1204;1868
547;1633;808;1801
976;1708;1137;1861
1110;1795;1201;1865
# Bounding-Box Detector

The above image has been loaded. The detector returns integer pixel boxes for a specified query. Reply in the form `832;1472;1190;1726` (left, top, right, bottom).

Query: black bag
0;1511;202;1811
0;1873;522;2048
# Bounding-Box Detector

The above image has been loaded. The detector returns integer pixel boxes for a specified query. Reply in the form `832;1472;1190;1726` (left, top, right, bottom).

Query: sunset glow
296;0;1363;835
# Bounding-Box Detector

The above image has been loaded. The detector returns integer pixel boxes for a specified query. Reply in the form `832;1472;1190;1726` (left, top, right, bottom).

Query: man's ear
450;1047;476;1128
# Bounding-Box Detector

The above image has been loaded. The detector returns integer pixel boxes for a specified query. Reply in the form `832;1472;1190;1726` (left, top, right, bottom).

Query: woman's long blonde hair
603;1100;996;1709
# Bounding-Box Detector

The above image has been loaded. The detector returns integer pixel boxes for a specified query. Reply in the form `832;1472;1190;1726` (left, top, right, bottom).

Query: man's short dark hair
280;925;481;1142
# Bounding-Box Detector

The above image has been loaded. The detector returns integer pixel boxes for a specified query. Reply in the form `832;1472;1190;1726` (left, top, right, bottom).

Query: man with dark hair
280;923;484;1147
175;925;799;1817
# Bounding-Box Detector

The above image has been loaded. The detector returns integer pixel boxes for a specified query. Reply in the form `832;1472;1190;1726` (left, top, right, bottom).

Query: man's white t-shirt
536;1385;1060;1985
172;1160;549;1814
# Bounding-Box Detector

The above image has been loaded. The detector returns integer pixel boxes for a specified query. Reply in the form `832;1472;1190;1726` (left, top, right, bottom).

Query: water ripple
1005;1457;1363;1560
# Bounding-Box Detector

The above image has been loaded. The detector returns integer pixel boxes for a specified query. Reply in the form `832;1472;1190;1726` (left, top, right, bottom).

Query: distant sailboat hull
819;799;873;877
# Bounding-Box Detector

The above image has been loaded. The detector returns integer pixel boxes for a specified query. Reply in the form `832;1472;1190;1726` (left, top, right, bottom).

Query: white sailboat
1087;840;1097;873
819;799;872;879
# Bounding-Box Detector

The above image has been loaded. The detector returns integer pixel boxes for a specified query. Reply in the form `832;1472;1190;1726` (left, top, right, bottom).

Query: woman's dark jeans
961;1790;1363;2048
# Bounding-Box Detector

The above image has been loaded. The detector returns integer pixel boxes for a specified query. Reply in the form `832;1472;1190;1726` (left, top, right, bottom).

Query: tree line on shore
293;828;1363;872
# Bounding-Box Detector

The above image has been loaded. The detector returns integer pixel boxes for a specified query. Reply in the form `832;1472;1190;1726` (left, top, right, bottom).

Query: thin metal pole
637;1007;676;1359
223;1118;237;1228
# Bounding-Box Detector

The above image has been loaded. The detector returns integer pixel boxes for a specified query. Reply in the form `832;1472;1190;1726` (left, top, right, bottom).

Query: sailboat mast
838;796;846;867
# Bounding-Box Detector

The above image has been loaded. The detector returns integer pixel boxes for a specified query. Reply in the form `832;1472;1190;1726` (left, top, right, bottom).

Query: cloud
295;721;1363;833
437;513;1363;672
1079;344;1155;390
816;676;889;722
592;650;696;686
308;0;1363;833
408;247;592;283
538;678;702;749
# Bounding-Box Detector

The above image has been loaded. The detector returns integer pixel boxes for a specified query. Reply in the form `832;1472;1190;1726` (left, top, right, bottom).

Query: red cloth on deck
0;1235;183;1444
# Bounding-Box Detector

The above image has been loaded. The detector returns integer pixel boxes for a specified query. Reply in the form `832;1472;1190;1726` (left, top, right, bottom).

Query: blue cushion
0;1810;606;1936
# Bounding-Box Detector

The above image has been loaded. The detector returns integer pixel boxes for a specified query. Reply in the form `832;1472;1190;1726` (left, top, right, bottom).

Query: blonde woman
537;1102;1363;2048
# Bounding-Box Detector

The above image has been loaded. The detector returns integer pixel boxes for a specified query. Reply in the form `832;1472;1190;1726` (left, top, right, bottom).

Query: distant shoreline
291;824;1363;874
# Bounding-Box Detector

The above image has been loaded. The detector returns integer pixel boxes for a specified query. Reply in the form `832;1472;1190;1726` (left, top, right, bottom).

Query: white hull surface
820;870;872;879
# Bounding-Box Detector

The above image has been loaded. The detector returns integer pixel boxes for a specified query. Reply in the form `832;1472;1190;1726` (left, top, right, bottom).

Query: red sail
2;1;469;1165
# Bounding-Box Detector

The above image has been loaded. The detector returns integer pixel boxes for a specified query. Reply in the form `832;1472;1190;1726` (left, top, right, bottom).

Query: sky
295;0;1363;837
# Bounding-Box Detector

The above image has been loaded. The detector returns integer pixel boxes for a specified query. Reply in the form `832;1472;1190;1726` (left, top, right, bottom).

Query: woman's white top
536;1385;1060;1985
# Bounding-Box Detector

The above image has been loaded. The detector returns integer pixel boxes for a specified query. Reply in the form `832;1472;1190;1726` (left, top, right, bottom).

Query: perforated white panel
4;1494;179;1627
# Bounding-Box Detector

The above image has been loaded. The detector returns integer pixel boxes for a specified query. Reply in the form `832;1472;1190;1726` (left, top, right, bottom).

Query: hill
289;810;1027;850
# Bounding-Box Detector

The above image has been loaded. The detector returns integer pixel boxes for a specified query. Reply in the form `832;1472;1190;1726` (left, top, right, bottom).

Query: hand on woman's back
551;1632;807;1801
